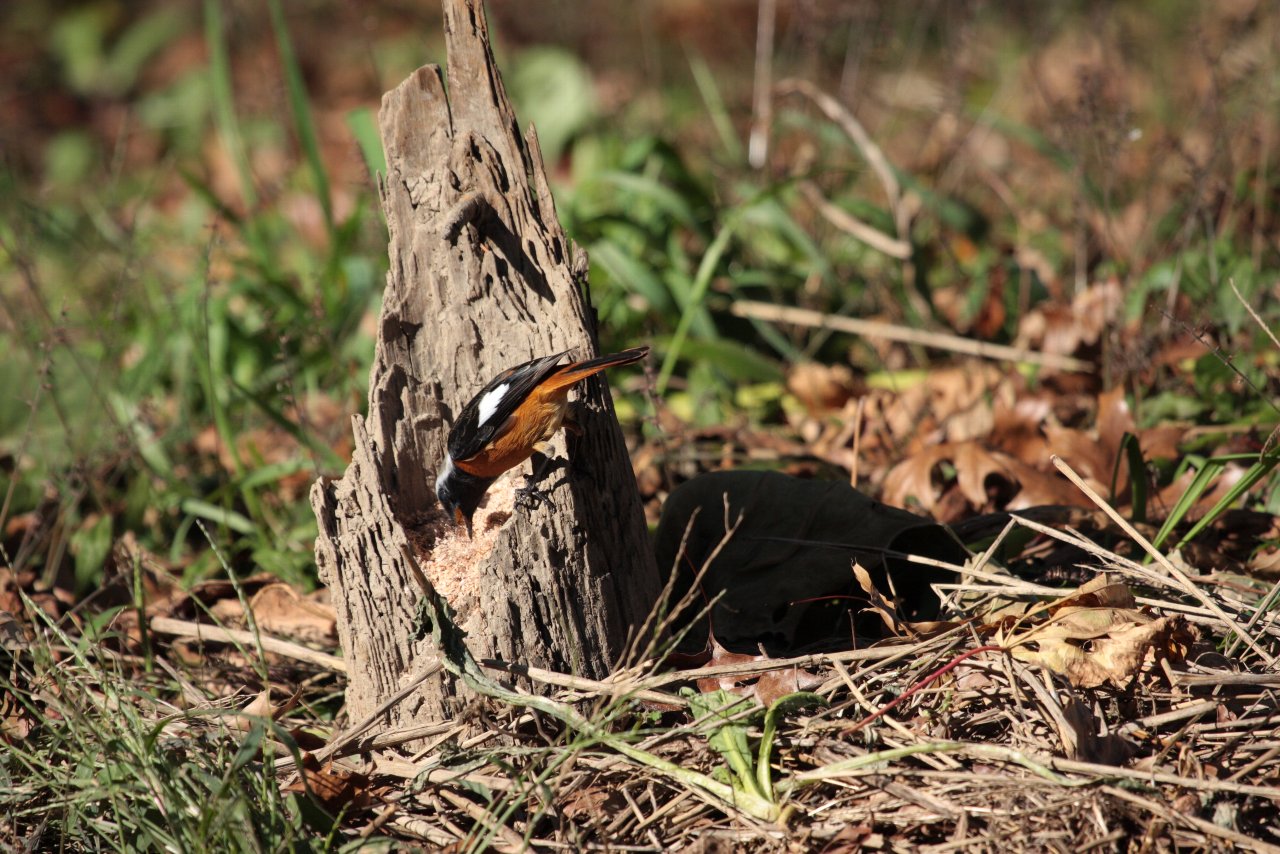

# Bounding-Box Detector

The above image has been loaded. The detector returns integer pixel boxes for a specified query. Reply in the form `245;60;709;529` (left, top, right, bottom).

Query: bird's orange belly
456;388;570;479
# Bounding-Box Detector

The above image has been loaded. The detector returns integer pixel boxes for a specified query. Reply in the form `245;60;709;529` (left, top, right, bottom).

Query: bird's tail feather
545;346;649;388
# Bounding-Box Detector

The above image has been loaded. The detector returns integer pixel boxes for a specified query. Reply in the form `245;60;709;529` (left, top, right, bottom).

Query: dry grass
233;510;1280;851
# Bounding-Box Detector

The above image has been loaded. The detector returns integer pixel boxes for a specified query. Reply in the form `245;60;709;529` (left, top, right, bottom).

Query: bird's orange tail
542;346;649;391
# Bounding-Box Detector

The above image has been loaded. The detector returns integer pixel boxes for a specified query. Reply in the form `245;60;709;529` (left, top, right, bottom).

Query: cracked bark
310;0;660;734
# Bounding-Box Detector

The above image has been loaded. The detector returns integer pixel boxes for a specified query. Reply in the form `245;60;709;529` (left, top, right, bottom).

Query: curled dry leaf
1001;576;1195;688
1015;278;1123;361
788;362;861;414
853;562;904;637
235;685;303;731
882;442;1016;514
561;786;623;821
695;637;824;707
882;441;1085;519
209;583;337;645
1060;697;1136;765
283;756;376;814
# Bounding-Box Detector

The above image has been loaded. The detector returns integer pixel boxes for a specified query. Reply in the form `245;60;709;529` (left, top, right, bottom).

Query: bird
435;345;649;536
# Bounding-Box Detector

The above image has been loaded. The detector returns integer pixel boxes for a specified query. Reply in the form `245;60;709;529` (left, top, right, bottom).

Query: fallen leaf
561;786;622;821
1060;697;1135;765
1007;608;1194;689
284;756;375;814
1015;279;1123;361
695;637;823;706
853;562;903;637
788;362;861;414
249;584;337;644
882;442;1010;513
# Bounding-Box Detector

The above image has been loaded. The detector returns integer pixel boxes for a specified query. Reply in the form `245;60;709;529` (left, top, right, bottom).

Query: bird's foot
515;481;550;509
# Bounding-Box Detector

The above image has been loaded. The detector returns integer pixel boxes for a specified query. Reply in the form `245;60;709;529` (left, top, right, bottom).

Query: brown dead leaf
755;668;823;708
284;756;375;814
1046;574;1134;614
234;685;303;731
561;786;623;821
1096;387;1135;455
992;576;1196;689
1007;606;1194;689
249;584;337;644
695;637;823;705
990;394;1053;464
1015;279;1122;361
822;823;877;853
882;442;1011;514
1045;424;1115;491
1000;455;1092;509
853;562;903;637
1060;697;1136;765
788;362;861;414
696;637;769;696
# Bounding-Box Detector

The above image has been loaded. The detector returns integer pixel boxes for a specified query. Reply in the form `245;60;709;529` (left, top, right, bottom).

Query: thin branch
731;299;1092;372
146;615;346;672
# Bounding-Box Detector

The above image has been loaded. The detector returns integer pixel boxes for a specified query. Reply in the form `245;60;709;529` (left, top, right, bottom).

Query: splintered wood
412;472;519;635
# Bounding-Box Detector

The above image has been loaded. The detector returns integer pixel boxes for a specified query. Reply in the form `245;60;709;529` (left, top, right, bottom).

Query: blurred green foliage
2;0;1280;600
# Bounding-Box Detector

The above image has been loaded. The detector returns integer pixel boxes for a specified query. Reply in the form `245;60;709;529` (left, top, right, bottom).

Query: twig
747;0;776;169
1049;755;1280;799
146;616;346;672
480;659;684;707
440;788;526;853
797;181;911;259
1050;455;1274;664
776;78;902;222
730;300;1092;372
274;658;446;773
1230;278;1280;352
1171;672;1280;688
841;645;1003;735
640;632;961;690
1102;785;1280;853
792;741;1085;788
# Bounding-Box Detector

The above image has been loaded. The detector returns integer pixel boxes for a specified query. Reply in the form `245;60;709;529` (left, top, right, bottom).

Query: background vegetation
3;0;1280;848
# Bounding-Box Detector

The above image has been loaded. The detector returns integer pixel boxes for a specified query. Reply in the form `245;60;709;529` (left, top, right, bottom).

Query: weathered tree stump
310;0;660;734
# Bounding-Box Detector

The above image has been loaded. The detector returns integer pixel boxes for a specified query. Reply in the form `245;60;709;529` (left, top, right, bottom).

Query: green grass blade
345;105;387;180
595;169;702;230
203;0;258;214
1110;432;1147;523
1150;456;1220;551
1172;450;1280;552
182;498;255;535
267;0;333;232
658;224;734;393
687;50;743;162
757;692;825;801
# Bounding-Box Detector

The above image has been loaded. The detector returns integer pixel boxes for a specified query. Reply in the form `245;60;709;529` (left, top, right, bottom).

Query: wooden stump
310;0;660;734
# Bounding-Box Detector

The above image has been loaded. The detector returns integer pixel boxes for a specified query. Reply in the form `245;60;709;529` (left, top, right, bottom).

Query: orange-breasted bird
435;346;649;535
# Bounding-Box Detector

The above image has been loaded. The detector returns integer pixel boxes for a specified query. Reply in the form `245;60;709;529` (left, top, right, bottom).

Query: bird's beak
454;506;473;539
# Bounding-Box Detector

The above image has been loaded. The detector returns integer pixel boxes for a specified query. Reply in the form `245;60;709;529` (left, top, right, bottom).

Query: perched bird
435;346;649;536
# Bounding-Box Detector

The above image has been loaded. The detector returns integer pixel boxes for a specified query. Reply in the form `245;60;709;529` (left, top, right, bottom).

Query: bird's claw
515;482;550;509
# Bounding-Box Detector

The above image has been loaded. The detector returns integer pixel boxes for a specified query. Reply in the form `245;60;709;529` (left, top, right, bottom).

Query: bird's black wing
446;350;570;461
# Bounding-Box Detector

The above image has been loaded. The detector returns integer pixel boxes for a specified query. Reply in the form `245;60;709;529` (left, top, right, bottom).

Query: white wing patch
475;383;510;427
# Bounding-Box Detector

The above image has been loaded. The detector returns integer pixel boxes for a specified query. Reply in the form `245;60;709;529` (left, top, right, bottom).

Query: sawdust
413;470;520;634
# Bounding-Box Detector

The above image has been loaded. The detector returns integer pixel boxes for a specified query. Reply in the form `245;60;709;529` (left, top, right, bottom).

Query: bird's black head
435;456;495;538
